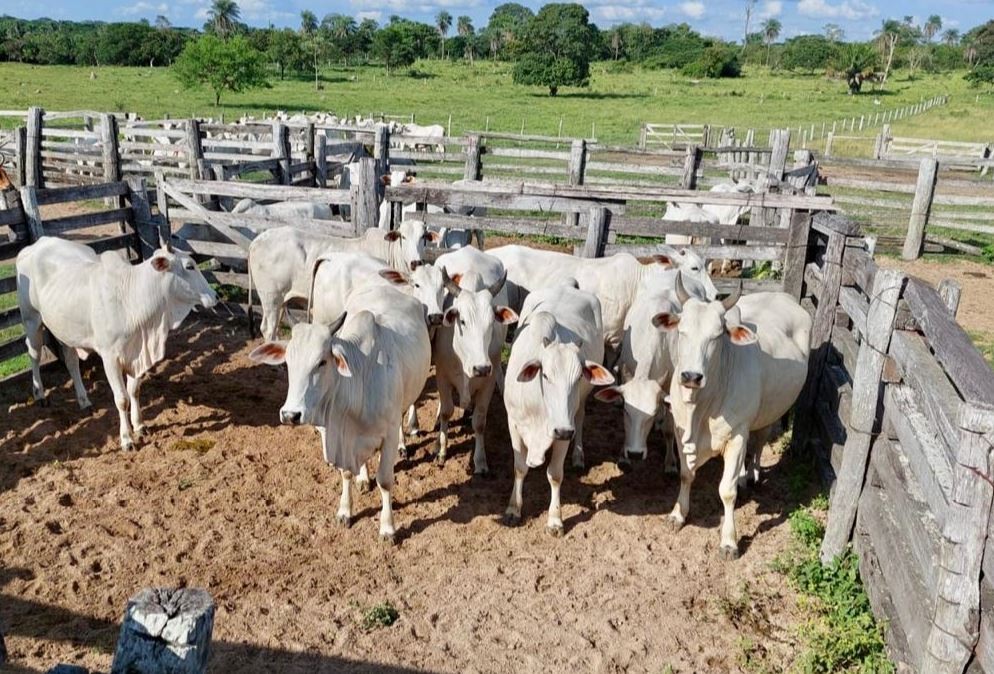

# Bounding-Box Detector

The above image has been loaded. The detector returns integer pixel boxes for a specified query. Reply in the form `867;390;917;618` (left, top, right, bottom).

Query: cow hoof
121;440;135;452
502;512;520;527
398;447;409;461
379;532;396;545
407;428;422;438
133;425;146;440
78;399;93;411
664;465;680;477
355;479;371;494
718;545;740;561
663;515;685;532
336;514;352;528
546;524;564;538
35;397;50;409
434;453;446;467
473;468;493;480
618;456;633;472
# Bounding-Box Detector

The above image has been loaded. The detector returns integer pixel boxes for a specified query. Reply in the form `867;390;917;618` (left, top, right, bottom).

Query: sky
0;0;989;42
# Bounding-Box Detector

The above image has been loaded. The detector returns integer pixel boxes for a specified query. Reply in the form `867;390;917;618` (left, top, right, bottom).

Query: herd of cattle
14;178;811;560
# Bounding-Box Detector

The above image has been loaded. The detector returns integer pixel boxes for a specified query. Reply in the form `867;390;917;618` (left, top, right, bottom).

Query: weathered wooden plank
160;181;253;250
968;578;994;673
604;243;783;261
841;247;877;295
0;277;17;294
903;158;938;260
0;335;27;362
837;286;868;338
610;217;790;243
0;206;25;228
43;207;132;235
88;233;137;256
782;211;811;299
36;181;129;205
804;262;822;299
822;269;905;563
418;212;582;240
389;185;623;214
159;178;349;204
904;278;994;407
0;238;28;261
0;306;21;331
831;323;858;375
810;211;861;236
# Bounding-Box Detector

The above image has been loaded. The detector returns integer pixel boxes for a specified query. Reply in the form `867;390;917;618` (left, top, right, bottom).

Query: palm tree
436;11;451;60
208;0;240;38
323;14;357;64
942;29;960;46
610;29;622;61
300;10;317;36
874;19;901;84
834;42;877;94
824;23;844;42
761;19;781;66
923;15;942;43
457;16;474;63
154;15;171;31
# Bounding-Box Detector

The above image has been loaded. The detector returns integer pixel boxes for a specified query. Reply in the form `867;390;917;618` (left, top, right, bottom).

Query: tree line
2;1;993;101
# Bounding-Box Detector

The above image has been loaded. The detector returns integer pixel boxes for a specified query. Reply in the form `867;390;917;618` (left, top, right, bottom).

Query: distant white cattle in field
488;245;717;356
249;285;432;542
400;123;445;153
231;198;335;221
663;181;756;252
502;283;614;535
431;247;516;474
248;221;439;340
594;266;711;466
16;237;217;450
658;281;811;558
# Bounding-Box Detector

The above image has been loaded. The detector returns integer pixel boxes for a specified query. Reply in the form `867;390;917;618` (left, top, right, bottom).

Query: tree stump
111;588;214;674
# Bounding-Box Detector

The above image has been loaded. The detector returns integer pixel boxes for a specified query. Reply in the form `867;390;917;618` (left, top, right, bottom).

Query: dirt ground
1;314;811;674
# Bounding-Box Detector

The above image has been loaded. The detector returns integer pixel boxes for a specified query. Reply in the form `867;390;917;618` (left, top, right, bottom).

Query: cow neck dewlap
109;261;178;377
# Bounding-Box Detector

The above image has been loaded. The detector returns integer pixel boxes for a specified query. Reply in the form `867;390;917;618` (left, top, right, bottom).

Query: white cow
431;247;517;475
401;123;446;153
503;283;615;536
488;245;717;355
249;285;432;542
657;281;811;558
231;198;335;221
16;237;218;450
247;221;439;340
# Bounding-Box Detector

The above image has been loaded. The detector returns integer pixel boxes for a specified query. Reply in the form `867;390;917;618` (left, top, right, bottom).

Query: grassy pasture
0;60;992;145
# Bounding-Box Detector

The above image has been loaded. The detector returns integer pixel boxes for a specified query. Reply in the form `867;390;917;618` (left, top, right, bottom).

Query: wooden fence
793;211;994;672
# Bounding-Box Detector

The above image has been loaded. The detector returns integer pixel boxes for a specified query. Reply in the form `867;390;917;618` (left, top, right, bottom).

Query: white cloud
194;6;210;21
797;0;878;20
592;1;666;23
679;0;705;19
759;0;782;19
356;10;382;22
119;1;169;16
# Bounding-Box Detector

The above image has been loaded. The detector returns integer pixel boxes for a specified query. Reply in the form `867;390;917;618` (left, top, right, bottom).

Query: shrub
681;46;741;78
361;602;399;630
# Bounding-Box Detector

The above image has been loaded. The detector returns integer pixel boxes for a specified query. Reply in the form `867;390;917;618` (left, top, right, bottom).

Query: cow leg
337;469;353;527
663;435;679;475
23;316;47;404
377;435;399;543
503;425;527;525
470;380;495;476
718;433;748;560
571;405;587;470
739;426;770;491
546;439;569;537
397;423;409;461
404;403;420;437
355;460;371;493
435;378;455;465
104;362;134;450
259;293;282;341
666;448;696;532
126;375;144;439
60;342;91;410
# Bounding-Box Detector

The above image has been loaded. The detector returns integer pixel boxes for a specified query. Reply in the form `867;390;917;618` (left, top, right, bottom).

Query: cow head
441;267;516;380
406;263;446;327
384;219;440;271
149;241;218;320
380;170;414;187
249;313;349;426
595;379;665;460
653;278;755;403
515;319;613;466
650;246;719;301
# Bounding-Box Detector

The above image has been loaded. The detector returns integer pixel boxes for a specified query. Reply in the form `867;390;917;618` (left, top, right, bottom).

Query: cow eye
184;262;194;270
414;283;421;288
317;359;327;368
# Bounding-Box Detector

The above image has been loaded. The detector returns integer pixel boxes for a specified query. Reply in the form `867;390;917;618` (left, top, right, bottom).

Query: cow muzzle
553;427;575;441
200;292;219;309
471;364;492;378
280;409;303;425
410;260;423;272
427;313;443;327
680;371;704;389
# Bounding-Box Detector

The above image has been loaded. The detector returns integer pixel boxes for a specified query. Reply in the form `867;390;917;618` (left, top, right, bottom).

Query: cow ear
331;344;352;377
403;174;415;184
652;254;673;268
424;230;440;243
517;359;541;383
583;361;615;386
151;256;170;272
494;306;518;325
727;324;757;345
249;341;287;366
443;307;460;327
594;386;623;403
378;269;409;286
652;312;680;331
384;230;402;242
380;175;392;186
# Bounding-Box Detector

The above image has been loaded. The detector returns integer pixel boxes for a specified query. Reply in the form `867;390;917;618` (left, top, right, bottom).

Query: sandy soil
1;316;809;674
877;256;994;334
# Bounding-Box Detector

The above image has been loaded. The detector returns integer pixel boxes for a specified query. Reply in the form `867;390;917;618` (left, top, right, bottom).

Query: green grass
360;601;399;631
1;61;991;145
969;331;994;368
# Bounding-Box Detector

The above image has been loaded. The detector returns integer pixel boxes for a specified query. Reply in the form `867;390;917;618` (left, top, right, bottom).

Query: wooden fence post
824;132;834;158
126;175;158;260
315;134;328;188
680;145;702;190
820;269;906;563
349;157;378;234
938;278;961;317
564;139;587;229
272;122;291;185
463;134;482;181
903;157;939;261
154;169;170;227
25;106;42;188
920;402;994;673
581;207;610;258
19;185;43;241
110;588;214;674
639;124;647;149
373;123;390;179
185;119;203;181
781;211;811;299
768;128;790;185
14;126;26;187
100;113;121;209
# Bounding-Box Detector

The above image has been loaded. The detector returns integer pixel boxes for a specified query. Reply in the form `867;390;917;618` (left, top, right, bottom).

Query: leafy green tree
965;65;994;88
172;35;269;106
155;15;172;31
436;11;451;59
823;23;844;42
300;11;318;36
681;45;741;78
782;34;835;73
833;42;877;93
923;15;942;43
485;3;533;59
970;20;994;67
761;19;781;66
354;18;378;61
208;0;240;39
456;16;474;62
322;14;357;64
372;21;417;73
942;29;960;46
268;28;305;79
512;3;595;96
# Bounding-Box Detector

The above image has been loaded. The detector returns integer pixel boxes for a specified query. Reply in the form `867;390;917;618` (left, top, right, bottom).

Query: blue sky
0;0;989;41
